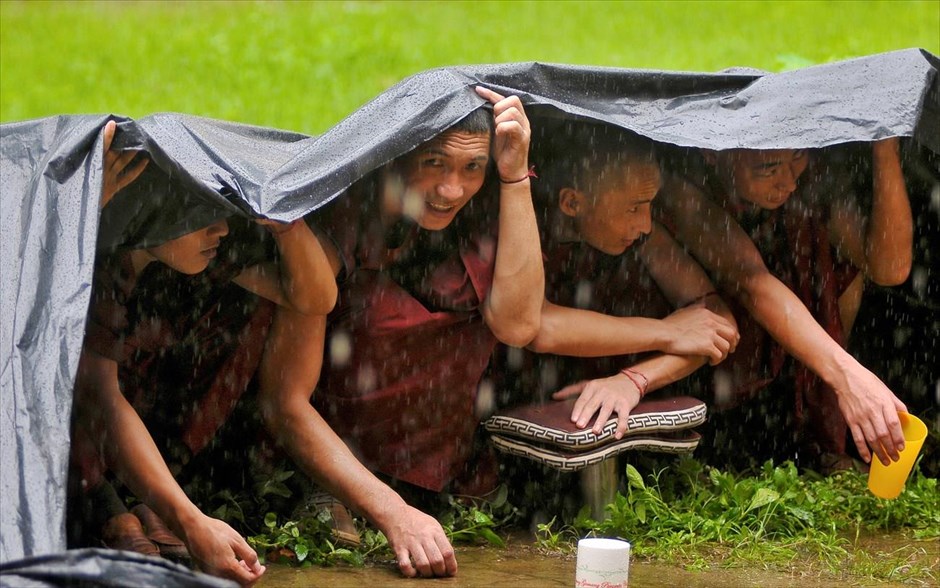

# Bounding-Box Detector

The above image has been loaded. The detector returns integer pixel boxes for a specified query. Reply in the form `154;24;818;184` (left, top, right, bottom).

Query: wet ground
257;531;936;587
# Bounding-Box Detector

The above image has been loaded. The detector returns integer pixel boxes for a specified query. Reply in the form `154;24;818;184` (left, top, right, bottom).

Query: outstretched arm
257;305;457;579
660;175;907;465
828;137;912;285
475;86;544;347
73;349;264;586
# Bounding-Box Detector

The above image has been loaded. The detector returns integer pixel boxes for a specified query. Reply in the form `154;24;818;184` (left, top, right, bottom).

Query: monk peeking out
71;121;337;586
491;122;739;436
256;86;543;579
658;138;912;472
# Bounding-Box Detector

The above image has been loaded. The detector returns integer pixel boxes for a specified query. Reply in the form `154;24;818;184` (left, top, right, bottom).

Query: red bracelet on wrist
620;368;649;397
499;165;538;184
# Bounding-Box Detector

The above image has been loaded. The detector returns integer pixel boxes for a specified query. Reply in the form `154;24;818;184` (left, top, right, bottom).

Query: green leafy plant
561;458;938;582
247;511;363;567
438;484;520;547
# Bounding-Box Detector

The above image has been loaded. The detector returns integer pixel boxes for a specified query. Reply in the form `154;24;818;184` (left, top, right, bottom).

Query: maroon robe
314;185;499;491
488;226;677;417
74;226;274;487
676;156;858;455
542;238;673;380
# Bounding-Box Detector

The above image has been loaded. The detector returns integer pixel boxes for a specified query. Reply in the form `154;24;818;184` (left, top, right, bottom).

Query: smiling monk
256;86;544;578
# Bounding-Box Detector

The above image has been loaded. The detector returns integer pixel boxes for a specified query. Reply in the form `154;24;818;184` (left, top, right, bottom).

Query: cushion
489;430;702;472
483;396;706;451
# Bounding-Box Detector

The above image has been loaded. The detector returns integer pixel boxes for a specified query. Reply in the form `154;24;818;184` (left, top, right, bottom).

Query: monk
659;138;912;469
72;121;337;585
520;124;739;436
257;86;543;578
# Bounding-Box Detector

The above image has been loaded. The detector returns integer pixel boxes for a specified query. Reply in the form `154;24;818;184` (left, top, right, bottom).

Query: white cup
575;537;631;588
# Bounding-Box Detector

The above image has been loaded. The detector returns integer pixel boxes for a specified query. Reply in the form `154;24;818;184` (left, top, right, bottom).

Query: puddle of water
256;532;935;587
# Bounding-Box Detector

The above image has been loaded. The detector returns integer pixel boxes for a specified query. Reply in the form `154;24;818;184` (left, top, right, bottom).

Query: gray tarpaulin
1;48;936;580
0;549;236;587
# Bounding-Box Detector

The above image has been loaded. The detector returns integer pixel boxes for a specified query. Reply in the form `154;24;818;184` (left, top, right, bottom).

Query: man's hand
836;363;908;465
101;120;149;209
553;375;643;439
474;86;531;182
661;305;739;365
180;514;266;586
382;503;458;578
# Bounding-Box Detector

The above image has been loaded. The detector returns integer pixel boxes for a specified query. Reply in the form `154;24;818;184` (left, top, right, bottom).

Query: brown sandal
101;512;160;557
296;490;361;548
131;504;191;560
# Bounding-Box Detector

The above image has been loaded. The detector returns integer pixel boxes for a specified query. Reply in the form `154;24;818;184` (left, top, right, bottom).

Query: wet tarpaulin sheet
0;549;237;587
0;48;936;572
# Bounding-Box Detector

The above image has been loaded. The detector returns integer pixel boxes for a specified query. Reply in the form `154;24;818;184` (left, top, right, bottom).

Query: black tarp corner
0;549;237;587
1;48;936;579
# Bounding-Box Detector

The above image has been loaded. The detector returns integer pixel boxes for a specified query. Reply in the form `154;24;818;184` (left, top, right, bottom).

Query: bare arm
529;226;737;363
661;175;907;464
475;87;544;347
828;137;912;285
232;222;338;315
256;306;457;579
549;224;738;436
73;349;264;585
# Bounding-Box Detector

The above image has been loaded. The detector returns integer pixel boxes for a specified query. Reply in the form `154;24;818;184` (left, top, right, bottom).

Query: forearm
866;139;912;285
738;272;858;392
264;396;410;527
257;309;409;529
529;301;672;356
79;380;203;537
628;353;707;395
484;179;544;346
269;222;338;314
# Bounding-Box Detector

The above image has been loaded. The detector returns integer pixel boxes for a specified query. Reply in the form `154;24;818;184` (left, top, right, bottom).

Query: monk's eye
792;150;807;160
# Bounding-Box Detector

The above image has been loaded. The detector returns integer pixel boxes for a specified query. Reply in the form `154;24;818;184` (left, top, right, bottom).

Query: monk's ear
559;187;584;218
700;149;718;166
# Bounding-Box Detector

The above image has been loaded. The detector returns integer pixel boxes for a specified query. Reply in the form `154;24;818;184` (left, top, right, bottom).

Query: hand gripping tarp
1;48;936;577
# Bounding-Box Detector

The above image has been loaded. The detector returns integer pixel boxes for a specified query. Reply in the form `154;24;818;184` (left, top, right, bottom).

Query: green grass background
1;0;938;134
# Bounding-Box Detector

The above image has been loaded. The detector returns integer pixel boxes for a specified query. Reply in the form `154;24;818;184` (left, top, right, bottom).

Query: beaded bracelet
500;165;538;184
620;368;649;397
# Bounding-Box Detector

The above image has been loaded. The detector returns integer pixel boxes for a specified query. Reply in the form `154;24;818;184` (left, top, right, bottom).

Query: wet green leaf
635;502;647;524
479;527;505;547
747;488;779;512
264;512;277;529
626;464;645;490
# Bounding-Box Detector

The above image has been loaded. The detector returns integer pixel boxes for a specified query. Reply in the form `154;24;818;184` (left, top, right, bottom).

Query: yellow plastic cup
867;412;928;499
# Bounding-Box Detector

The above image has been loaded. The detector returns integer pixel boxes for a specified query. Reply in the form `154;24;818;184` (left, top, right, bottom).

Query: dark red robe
314;184;499;491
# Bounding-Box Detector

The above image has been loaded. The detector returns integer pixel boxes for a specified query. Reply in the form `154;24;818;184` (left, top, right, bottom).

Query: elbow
310;288;339;315
525;333;551;354
290;285;338;316
258;393;282;433
258;392;302;446
868;264;910;287
488;316;541;348
525;317;560;354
